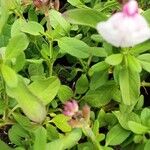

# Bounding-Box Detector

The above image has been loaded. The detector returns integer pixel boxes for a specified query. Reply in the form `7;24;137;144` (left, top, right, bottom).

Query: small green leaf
1;65;18;88
127;55;142;72
21;21;44;35
105;54;123;66
140;108;150;127
33;126;47;150
58;37;90;58
138;54;150;72
88;61;109;76
57;85;73;102
75;74;89;94
128;121;149;134
5;33;29;59
106;124;130;146
46;124;59;141
52;114;71;132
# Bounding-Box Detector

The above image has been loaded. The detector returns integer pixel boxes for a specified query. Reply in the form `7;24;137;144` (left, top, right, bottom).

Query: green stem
78;59;87;72
82;123;102;150
141;81;150;87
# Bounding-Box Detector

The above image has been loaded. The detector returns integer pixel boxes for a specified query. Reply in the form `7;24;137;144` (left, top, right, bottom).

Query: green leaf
58;37;90;58
29;76;60;105
90;70;108;90
105;54;123;66
6;77;46;123
113;111;140;130
64;8;107;28
8;124;29;146
106;124;130;146
46;124;59;141
33;126;47;150
57;85;73;102
144;140;150;150
128;121;149;134
21;21;44;36
49;9;70;35
0;139;13;150
119;66;140;105
1;65;18;88
138;54;150;72
11;19;27;37
88;61;109;76
141;108;150;127
143;9;150;25
75;74;89;94
130;40;150;54
52;114;71;132
89;47;107;57
68;0;84;7
46;128;82;150
0;1;9;34
127;55;142;72
13;113;32;130
84;81;118;107
5;33;29;59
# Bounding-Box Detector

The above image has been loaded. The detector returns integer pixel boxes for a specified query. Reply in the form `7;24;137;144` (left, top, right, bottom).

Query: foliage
0;0;150;150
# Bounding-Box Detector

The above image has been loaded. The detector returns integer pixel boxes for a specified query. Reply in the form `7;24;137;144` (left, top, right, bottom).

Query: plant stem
141;81;150;87
82;123;102;150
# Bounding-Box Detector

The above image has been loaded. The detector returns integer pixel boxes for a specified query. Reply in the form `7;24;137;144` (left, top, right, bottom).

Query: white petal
96;13;150;47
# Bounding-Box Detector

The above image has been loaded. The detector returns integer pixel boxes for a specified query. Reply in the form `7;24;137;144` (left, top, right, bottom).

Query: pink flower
63;100;79;117
97;0;150;47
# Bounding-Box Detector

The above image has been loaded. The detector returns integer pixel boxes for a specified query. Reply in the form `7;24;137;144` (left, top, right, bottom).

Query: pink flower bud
123;0;138;16
63;100;79;117
97;0;150;47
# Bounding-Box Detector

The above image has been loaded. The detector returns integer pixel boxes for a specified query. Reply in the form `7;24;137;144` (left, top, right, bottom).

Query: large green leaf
5;33;29;59
106;124;130;146
119;66;140;105
6;77;46;123
64;8;107;28
29;76;60;105
58;37;90;58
